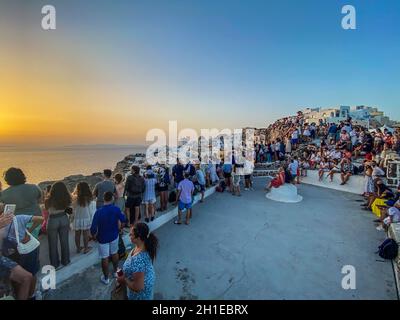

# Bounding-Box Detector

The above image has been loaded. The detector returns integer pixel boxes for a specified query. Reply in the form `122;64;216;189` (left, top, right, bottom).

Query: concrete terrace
45;179;397;300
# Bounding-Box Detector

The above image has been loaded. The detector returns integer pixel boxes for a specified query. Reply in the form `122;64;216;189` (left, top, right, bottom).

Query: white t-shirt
244;160;255;175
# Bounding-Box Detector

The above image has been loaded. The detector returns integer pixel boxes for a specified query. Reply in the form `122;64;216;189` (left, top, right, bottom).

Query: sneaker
245;188;249;191
100;275;110;285
376;225;384;231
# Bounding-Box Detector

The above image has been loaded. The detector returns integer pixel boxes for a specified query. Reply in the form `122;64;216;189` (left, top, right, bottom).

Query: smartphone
3;204;16;215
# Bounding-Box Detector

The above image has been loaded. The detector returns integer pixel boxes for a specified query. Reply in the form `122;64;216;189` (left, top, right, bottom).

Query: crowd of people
0;158;232;300
2;112;400;300
257;112;400;233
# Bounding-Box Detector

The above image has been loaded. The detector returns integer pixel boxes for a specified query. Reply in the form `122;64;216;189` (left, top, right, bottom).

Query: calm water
0;146;146;185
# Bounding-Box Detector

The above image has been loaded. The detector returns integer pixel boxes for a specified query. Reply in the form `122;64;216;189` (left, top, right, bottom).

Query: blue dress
123;251;155;300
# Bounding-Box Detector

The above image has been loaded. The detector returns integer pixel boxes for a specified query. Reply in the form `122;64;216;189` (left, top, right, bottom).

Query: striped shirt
143;178;157;202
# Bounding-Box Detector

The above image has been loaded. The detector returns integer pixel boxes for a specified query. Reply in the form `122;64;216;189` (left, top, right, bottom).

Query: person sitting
340;158;353;186
318;158;329;181
327;159;341;183
375;201;400;232
362;179;393;214
265;167;286;192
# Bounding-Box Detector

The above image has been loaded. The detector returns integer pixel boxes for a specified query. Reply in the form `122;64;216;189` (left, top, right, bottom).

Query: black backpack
168;190;177;203
130;175;144;195
378;238;398;260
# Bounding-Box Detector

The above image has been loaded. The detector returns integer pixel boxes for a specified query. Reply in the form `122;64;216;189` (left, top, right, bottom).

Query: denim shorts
0;256;18;279
178;201;192;211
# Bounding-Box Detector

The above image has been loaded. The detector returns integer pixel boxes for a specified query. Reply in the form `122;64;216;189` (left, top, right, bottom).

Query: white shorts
143;198;156;205
98;237;119;259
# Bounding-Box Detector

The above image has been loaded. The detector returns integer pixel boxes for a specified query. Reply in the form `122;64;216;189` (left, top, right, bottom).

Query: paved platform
44;180;397;300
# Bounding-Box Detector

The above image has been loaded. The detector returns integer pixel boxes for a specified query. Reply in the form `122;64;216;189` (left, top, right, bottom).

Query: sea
0;145;147;185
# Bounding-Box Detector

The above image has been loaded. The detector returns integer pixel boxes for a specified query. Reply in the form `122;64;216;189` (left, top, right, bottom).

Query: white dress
73;201;96;231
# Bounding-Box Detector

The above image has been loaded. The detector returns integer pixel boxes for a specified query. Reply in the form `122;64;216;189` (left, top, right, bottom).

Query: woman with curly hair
45;182;72;269
72;182;96;254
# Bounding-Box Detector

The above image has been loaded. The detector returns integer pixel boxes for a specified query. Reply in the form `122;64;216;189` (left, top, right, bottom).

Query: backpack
168;190;177;203
378;238;398;260
129;175;144;195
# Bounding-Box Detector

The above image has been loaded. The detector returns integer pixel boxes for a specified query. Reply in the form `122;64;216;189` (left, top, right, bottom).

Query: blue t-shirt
328;125;337;134
90;204;126;244
123;251;155;300
222;164;232;173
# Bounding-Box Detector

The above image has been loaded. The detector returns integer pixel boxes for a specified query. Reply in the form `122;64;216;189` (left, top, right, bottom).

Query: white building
303;105;392;128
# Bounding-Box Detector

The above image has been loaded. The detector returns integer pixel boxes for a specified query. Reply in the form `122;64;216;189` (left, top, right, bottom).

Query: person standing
114;174;126;212
157;166;170;212
174;173;195;225
231;166;241;196
117;223;158;300
288;157;300;184
222;161;233;193
45;182;72;269
195;164;206;203
143;168;157;223
72;182;96;254
90;192;127;285
0;168;43;217
124;166;145;227
172;159;184;188
93;169;116;209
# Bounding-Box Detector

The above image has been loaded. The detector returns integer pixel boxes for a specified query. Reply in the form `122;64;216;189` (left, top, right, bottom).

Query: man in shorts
222;162;233;193
90;192;127;285
124;166;145;226
174;173;195;225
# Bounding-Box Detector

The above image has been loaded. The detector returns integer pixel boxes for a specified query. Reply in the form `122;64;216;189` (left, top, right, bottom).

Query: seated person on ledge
265;167;286;192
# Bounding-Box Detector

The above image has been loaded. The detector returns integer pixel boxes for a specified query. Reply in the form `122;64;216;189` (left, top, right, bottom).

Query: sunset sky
1;0;399;146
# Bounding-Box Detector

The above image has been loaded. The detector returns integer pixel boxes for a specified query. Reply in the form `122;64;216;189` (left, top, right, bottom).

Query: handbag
111;281;128;300
13;216;40;255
